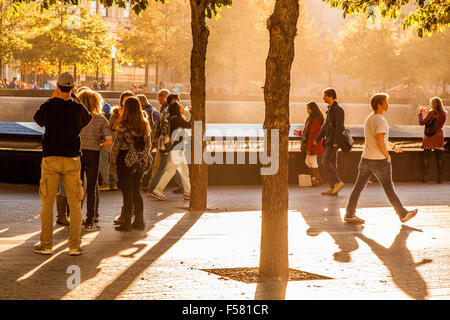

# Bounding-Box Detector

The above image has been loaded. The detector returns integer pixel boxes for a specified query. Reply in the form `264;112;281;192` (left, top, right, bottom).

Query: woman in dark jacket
418;96;447;183
301;101;325;186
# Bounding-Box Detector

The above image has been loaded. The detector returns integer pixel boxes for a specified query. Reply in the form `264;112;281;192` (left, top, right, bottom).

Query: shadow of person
356;225;431;300
254;279;288;300
0;204;184;299
95;210;204;299
0;225;78;299
299;199;363;263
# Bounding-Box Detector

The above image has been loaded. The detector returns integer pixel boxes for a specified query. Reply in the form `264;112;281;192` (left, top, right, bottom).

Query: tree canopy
322;0;450;37
119;0;191;80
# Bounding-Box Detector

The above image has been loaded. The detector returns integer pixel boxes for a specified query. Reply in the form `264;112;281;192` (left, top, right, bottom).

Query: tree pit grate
201;267;333;283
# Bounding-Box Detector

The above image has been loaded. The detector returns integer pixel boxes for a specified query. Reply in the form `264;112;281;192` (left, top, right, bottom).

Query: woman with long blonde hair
110;96;151;231
418;96;447;183
78;89;112;231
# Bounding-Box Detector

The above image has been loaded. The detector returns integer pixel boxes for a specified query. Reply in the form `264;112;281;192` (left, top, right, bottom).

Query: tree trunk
155;58;159;89
73;64;77;86
189;0;209;211
145;63;149;89
259;0;299;282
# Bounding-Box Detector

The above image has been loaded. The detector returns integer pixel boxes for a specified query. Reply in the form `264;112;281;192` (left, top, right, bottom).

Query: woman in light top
78;89;112;231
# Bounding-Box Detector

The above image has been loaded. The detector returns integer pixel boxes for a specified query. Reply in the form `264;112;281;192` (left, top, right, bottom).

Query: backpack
124;130;150;171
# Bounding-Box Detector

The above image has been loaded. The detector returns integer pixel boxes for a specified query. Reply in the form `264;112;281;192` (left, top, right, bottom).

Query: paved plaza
0;182;448;300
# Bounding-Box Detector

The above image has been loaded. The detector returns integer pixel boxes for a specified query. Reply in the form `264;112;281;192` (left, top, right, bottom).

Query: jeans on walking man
314;88;345;195
33;72;92;256
344;93;418;224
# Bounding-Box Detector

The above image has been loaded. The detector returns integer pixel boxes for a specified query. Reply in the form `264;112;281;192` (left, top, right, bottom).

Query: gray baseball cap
57;72;74;87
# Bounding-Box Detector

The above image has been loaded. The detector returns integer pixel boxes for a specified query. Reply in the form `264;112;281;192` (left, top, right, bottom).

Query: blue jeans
99;145;117;186
147;151;183;192
322;145;341;188
346;158;407;218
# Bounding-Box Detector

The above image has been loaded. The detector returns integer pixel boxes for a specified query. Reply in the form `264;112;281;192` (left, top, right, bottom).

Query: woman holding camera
418;96;447;183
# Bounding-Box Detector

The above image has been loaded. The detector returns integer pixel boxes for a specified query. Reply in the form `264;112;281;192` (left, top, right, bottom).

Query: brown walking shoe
321;188;334;195
331;181;345;194
344;215;365;224
400;209;418;223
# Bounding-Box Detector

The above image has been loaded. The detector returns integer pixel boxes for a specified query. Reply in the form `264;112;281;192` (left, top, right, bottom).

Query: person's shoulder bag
424;111;438;137
124;127;151;171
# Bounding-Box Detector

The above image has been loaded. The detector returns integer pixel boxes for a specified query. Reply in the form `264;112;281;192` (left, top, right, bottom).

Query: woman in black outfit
110;97;151;231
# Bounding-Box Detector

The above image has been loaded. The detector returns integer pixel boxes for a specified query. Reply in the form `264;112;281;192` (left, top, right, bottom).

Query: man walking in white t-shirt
344;93;418;224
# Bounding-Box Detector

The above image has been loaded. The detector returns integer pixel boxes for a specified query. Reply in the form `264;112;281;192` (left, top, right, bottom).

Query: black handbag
424;112;438;137
339;128;353;152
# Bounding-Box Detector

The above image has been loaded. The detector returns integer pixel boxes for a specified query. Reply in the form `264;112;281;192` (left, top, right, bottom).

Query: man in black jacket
33;72;92;256
314;88;345;195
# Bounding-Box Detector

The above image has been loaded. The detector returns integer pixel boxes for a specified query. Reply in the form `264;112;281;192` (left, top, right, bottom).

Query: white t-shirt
362;113;389;160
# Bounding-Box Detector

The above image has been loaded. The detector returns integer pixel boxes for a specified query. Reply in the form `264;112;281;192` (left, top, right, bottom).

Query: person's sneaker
173;188;183;194
321;188;334;195
56;215;70;225
344;215;365;224
111;184;119;191
69;248;84;256
99;185;111;191
84;223;100;232
331;181;345;194
33;244;52;255
115;224;132;232
113;214;124;225
150;191;167;201
400;209;418;223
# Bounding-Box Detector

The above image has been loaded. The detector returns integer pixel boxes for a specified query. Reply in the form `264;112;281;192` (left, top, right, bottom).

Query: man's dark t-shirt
34;97;92;157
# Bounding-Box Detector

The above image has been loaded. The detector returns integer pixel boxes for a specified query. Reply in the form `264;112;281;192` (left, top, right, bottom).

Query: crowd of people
31;72;446;256
32;72;191;255
297;88;447;225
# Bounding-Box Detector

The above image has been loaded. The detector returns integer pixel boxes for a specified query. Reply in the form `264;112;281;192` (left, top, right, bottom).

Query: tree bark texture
155;59;159;89
189;0;209;211
145;63;149;88
259;0;299;281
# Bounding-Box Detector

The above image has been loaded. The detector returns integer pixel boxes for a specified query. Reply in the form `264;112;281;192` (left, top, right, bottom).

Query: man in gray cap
33;72;92;256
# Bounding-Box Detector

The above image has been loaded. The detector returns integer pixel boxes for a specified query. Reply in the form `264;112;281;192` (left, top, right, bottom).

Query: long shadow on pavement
0;203;186;299
356;225;431;300
297;198;363;263
95;210;204;299
295;194;431;299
